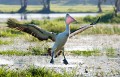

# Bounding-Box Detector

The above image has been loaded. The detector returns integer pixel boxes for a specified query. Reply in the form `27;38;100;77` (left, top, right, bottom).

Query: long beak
66;14;76;25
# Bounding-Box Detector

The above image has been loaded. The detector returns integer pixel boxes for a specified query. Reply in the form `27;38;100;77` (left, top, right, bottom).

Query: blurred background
0;0;119;21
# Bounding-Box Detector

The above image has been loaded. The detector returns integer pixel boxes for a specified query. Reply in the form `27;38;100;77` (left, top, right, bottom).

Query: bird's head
65;14;76;25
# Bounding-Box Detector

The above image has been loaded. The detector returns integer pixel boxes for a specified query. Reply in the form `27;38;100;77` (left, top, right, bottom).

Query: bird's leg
54;50;62;58
50;50;54;64
62;48;68;65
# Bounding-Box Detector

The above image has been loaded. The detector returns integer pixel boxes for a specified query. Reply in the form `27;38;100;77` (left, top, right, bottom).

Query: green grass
70;47;117;57
23;34;40;42
0;5;20;13
0;66;75;77
81;25;120;35
0;43;49;56
0;4;113;13
0;28;24;37
0;40;13;45
30;12;120;34
0;47;117;57
70;49;100;56
0;50;32;56
30;46;48;55
82;12;120;23
105;47;116;57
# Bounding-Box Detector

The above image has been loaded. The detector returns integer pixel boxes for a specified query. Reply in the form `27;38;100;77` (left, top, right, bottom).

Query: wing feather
7;18;56;41
69;17;100;38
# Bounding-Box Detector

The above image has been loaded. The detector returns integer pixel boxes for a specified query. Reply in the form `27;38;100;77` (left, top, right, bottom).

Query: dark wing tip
90;17;100;25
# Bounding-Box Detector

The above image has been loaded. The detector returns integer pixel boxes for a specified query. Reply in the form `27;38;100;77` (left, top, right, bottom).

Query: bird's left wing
69;17;100;38
7;18;56;41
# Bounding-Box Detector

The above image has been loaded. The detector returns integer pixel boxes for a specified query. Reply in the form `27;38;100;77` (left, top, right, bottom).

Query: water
0;13;98;22
0;58;14;65
0;56;119;77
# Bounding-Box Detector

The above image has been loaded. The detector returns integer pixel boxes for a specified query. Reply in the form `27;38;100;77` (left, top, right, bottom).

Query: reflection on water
0;13;98;22
20;13;27;20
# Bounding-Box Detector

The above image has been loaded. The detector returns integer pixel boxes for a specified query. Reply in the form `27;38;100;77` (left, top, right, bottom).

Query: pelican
7;14;100;64
50;14;76;64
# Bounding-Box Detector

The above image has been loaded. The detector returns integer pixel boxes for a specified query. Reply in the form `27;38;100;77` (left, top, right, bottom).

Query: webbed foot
50;59;54;64
63;59;68;65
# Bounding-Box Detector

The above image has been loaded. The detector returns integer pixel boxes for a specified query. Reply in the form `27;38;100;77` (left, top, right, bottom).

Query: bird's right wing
69;17;100;38
7;18;56;41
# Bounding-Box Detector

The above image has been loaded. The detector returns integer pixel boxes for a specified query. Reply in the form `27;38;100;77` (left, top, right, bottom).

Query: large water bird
7;14;100;64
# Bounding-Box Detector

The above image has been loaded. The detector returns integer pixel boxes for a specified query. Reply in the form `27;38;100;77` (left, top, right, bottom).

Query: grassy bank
0;5;113;13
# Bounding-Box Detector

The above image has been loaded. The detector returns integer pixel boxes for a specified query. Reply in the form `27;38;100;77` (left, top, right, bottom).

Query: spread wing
69;17;100;38
7;18;56;41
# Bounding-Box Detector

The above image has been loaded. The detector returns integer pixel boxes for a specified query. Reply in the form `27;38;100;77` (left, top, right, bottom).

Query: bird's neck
65;24;70;34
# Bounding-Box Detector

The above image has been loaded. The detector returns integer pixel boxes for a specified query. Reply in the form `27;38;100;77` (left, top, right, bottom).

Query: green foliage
70;47;116;57
83;16;97;23
0;40;13;45
0;66;73;77
70;49;100;56
99;12;113;23
105;47;115;57
111;14;120;23
0;50;32;56
55;17;64;21
82;12;120;24
30;47;48;55
27;67;63;77
0;28;23;37
31;20;42;25
23;34;40;42
81;25;120;35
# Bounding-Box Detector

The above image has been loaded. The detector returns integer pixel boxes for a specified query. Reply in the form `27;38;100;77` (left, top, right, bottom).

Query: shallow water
0;55;119;77
0;13;98;22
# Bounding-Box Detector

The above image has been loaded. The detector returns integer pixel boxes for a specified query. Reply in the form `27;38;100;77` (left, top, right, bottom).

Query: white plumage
50;14;76;64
